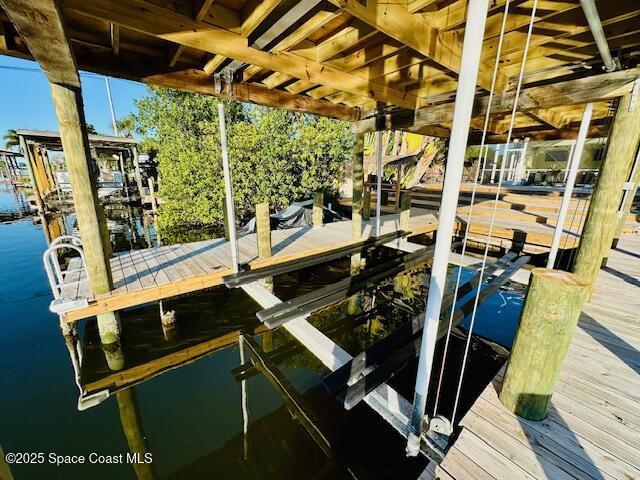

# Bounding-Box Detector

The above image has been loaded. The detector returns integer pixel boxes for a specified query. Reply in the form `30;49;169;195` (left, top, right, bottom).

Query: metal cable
450;0;539;426
432;0;511;417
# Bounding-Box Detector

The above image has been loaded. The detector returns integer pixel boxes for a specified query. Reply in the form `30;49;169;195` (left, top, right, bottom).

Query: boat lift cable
449;0;539;427
375;131;383;237
431;0;511;418
558;99;615;267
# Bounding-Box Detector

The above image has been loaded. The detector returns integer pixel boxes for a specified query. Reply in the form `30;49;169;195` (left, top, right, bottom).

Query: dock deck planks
59;211;440;322
437;233;640;480
58;202;638;324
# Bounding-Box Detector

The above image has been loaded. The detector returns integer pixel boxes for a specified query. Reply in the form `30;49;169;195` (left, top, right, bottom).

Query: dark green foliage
3;129;19;149
135;87;353;235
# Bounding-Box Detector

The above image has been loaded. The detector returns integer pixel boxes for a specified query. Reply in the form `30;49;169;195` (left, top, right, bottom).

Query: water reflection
0;186;527;479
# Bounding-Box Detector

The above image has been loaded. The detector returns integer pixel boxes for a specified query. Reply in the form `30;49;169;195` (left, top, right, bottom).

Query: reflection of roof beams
83;326;268;394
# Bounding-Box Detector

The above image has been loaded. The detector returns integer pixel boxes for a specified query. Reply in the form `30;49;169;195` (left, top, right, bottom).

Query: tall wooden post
18;135;44;212
222;196;231;240
394;165;402;208
351;133;364;274
313;191;323;227
50;83;119;344
573;92;640;295
131;146;145;201
256;202;272;259
363;185;371;220
500;269;588;420
611;146;640;247
256;202;274;293
399;191;411;232
148;177;158;213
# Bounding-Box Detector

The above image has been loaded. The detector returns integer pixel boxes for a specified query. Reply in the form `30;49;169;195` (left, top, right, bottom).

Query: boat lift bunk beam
239;247;530;460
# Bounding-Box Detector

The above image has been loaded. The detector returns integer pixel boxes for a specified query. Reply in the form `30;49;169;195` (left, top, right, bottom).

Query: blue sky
0;56;148;147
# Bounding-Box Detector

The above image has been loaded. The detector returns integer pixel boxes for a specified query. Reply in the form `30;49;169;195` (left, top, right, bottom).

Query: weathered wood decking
60;210;440;322
435;234;640;480
341;190;638;255
60;201;639;323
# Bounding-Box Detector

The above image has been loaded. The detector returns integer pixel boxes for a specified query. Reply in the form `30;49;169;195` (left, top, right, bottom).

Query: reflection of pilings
101;336;125;371
0;445;15;480
115;388;155;480
142;213;152;248
159;300;176;340
153;214;162;246
239;335;249;461
241;334;333;459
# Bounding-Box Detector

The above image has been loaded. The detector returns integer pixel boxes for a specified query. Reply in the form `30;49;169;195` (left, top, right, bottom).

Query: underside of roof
1;0;639;140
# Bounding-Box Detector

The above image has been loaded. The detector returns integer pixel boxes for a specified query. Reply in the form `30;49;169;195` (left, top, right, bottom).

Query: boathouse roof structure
0;0;638;140
16;129;137;150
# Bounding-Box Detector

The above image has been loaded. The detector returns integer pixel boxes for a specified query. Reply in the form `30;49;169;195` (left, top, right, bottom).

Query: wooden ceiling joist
327;0;505;91
356;68;640;132
1;0;639;139
63;0;422;108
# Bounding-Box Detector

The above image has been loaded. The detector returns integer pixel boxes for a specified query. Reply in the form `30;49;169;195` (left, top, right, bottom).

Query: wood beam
110;22;119;56
273;21;379;94
328;0;505;91
527;108;568;129
203;54;226;75
1;0;79;86
194;0;215;22
64;0;422;109
469;124;608;143
74;49;359;121
241;0;285;37
169;45;184;67
356;68;640;132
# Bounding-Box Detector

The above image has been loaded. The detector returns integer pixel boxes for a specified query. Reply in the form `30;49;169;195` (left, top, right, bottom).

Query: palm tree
3;129;20;150
115;114;136;138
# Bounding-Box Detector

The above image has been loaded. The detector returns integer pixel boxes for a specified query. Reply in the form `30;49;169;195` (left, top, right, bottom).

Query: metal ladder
43;235;90;313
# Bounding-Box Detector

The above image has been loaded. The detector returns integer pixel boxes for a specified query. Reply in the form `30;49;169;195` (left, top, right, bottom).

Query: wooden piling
256;202;272;259
499;268;588;421
50;82;118;344
131;145;145;201
50;83;113;292
400;191;411;231
18;135;44;212
394;165;402;208
148;177;158;213
351;133;364;274
363;185;371;220
573;93;640;294
352;132;364;240
221;196;231;241
313;191;323;227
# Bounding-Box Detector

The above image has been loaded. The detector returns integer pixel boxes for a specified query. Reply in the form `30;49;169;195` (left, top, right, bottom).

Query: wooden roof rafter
1;0;640;140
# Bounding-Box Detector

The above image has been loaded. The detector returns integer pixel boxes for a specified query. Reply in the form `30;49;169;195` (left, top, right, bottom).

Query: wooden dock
60;210;440;322
59;197;640;323
341;188;638;255
434;233;640;480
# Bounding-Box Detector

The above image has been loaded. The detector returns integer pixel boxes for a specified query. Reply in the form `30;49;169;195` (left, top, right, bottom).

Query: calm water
0;185;524;479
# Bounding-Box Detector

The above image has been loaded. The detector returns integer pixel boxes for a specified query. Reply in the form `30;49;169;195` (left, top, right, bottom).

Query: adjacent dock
434;234;640;480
